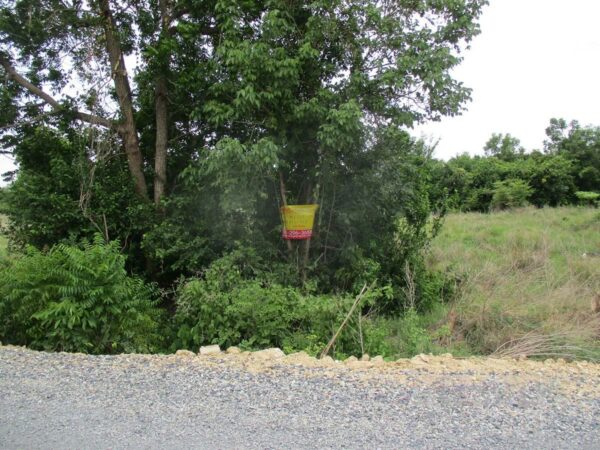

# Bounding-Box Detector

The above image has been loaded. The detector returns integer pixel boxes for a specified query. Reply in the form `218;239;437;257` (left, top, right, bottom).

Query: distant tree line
427;118;600;211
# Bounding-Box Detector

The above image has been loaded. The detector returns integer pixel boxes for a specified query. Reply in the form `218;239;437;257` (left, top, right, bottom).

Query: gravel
1;346;599;449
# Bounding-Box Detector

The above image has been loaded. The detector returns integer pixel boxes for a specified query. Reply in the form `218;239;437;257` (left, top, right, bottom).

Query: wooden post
320;283;369;359
279;172;293;254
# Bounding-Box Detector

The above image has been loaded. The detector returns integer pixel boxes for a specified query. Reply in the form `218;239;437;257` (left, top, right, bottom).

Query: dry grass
429;207;600;360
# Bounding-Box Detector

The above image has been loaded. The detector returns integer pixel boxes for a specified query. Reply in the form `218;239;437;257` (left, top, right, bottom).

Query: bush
174;251;329;352
575;191;599;207
173;250;394;357
0;236;163;353
491;179;532;210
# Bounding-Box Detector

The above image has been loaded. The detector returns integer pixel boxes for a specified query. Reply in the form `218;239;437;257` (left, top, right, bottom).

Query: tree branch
0;55;115;129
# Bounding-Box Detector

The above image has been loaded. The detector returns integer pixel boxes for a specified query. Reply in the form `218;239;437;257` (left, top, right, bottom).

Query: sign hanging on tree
281;205;319;240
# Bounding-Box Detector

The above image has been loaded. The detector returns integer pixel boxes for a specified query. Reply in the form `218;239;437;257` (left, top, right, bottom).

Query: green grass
423;207;600;360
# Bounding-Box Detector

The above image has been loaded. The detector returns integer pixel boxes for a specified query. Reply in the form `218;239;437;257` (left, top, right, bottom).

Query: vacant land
428;207;600;359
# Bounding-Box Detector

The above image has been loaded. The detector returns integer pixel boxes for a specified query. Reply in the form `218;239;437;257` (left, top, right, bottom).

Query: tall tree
0;0;192;204
1;0;488;282
483;133;524;161
544;118;600;192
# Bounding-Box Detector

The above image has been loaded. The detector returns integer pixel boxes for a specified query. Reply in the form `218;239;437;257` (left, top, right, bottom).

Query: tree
3;124;152;270
544;118;600;193
483;133;524;161
1;0;486;205
490;179;532;210
2;0;487;299
543;117;571;153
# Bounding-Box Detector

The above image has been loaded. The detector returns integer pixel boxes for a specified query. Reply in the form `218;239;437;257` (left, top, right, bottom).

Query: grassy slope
427;207;600;359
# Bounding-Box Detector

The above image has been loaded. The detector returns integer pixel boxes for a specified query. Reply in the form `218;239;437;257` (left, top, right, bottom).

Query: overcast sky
413;0;600;160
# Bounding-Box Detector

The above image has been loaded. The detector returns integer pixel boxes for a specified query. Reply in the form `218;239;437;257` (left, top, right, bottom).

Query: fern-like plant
0;235;163;354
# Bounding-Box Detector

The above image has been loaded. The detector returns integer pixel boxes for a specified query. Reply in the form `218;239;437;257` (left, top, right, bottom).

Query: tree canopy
429;118;600;212
0;0;488;314
1;0;486;201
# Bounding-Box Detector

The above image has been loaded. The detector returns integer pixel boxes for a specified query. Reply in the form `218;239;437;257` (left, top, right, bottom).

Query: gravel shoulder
1;345;599;449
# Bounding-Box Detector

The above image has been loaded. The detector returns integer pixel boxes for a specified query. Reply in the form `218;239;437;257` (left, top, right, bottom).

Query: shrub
396;309;435;356
175;277;304;350
491;179;532;210
173;250;394;357
0;236;163;353
575;191;599;207
174;252;332;352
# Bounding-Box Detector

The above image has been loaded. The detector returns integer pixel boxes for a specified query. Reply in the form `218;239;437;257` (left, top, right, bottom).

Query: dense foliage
8;1;595;358
429;120;600;212
0;0;595;357
0;237;162;353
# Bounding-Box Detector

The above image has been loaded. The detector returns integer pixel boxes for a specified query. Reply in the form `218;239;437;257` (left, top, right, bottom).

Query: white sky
3;0;600;176
413;0;600;159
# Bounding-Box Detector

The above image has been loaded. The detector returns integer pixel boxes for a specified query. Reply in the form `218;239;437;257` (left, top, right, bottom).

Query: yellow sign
281;204;318;240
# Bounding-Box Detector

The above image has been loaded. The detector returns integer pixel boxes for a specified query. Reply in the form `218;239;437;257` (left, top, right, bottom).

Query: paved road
1;346;599;449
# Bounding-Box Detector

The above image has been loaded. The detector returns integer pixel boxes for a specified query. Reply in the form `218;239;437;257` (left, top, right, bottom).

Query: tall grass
427;207;600;360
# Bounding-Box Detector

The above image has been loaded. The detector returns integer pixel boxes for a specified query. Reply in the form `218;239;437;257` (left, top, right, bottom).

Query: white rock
360;354;370;362
199;345;221;355
252;348;285;360
175;349;196;357
371;355;385;365
226;346;241;354
411;354;430;363
344;356;358;364
286;351;314;362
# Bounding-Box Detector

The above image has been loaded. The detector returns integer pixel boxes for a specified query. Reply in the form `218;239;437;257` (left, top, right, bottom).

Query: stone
440;353;453;359
252;348;285;360
226;346;241;354
411;354;430;363
346;360;374;369
175;349;196;357
199;345;221;355
344;356;358;364
320;355;335;365
286;351;312;361
285;351;318;367
360;354;370;362
371;355;385;365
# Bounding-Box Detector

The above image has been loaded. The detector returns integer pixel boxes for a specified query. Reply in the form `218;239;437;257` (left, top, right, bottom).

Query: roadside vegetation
0;1;598;361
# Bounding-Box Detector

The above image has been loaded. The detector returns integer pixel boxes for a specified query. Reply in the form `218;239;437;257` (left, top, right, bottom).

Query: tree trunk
154;75;168;206
98;0;148;200
153;0;170;207
300;181;314;283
